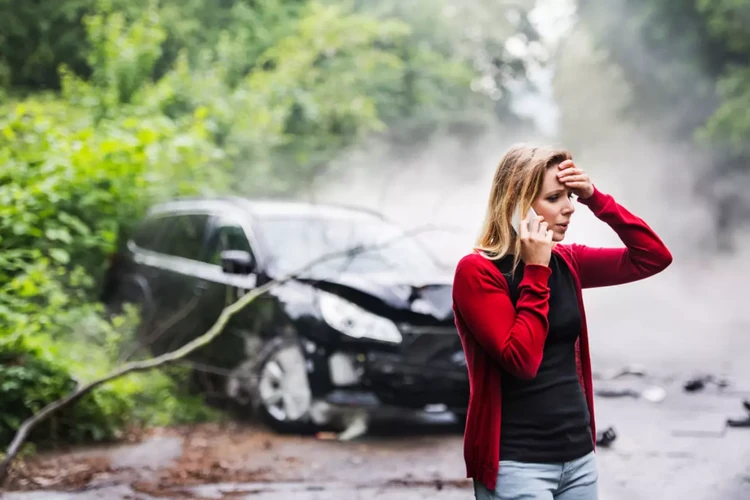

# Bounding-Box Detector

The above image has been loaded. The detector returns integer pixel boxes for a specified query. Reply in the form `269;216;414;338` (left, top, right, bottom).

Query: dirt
130;423;276;497
4;425;150;492
2;417;467;499
5;423;285;496
6;455;115;491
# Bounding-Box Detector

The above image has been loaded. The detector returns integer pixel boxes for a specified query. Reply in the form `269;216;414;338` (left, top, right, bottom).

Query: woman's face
531;166;576;242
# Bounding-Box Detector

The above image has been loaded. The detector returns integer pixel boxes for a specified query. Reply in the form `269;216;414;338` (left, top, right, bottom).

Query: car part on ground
596;426;617;447
683;374;730;393
726;399;750;428
594;384;666;403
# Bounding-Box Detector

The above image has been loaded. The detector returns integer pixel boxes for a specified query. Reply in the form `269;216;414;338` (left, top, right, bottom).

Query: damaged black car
102;197;469;434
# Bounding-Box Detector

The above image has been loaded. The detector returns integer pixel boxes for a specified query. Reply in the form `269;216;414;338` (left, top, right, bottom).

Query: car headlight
318;290;402;344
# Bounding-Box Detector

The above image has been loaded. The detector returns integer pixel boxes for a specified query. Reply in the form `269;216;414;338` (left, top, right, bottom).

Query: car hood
296;270;455;322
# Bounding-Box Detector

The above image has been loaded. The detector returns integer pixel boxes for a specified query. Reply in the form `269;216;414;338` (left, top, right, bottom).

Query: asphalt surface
3;376;750;500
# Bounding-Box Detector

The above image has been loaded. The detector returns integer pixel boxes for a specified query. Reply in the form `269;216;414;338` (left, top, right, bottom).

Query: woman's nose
563;199;575;214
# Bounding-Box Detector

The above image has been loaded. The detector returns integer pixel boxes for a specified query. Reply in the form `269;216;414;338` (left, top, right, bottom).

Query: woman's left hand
557;160;594;199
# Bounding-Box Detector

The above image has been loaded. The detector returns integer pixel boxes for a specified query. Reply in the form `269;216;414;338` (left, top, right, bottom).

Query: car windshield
254;214;443;276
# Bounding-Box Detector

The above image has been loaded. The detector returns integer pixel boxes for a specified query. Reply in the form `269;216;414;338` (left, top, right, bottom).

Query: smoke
309;131;504;262
307;1;750;381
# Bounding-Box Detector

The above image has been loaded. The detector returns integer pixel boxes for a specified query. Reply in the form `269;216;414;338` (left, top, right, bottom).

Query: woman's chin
553;232;566;243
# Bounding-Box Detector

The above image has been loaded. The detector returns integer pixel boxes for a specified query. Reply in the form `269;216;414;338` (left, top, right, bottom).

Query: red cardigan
452;186;672;491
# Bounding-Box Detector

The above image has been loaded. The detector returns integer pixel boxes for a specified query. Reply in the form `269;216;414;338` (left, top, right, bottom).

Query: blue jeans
474;451;599;500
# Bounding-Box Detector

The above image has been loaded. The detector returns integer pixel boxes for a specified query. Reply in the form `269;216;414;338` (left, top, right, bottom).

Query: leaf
58;213;91;236
12;223;28;236
45;228;73;244
18;279;39;298
49;249;70;264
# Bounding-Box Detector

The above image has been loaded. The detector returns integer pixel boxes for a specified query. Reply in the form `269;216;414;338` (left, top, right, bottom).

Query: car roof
147;196;387;222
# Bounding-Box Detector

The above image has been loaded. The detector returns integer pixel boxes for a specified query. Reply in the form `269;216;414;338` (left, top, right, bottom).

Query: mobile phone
511;204;538;234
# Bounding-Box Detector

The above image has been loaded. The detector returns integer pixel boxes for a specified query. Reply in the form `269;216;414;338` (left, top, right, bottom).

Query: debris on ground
596;427;617;448
727;417;750;428
595;385;666;403
4;455;116;491
594;364;648;381
593;364;667;403
683;375;730;393
726;399;750;428
595;387;640;398
641;385;667;403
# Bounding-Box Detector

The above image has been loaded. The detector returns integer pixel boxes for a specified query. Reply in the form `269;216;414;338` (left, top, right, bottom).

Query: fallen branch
0;224;447;486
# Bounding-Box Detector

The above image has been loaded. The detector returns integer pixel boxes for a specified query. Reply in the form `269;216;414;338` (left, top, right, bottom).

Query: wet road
3;378;750;500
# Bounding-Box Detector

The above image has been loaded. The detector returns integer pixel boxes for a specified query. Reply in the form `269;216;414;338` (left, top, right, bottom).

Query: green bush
0;305;222;450
0;336;130;447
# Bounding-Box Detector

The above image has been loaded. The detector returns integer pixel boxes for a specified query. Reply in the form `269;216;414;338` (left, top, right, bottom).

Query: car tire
227;336;317;434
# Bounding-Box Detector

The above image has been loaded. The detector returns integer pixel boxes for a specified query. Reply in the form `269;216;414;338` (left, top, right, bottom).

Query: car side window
132;215;172;251
203;217;254;266
155;213;210;261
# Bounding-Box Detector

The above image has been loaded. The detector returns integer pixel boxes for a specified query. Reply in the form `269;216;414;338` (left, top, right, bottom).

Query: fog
310;1;750;382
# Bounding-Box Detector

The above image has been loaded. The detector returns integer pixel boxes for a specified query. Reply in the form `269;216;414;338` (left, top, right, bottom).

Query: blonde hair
475;144;572;273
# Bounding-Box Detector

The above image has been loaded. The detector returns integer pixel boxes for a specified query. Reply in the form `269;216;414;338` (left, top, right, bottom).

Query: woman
452;145;672;499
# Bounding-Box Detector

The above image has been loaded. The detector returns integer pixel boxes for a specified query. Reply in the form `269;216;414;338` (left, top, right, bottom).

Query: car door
140;212;211;356
190;214;261;368
124;213;182;352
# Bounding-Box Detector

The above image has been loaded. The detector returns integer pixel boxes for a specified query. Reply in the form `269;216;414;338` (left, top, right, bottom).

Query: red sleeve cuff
520;264;552;283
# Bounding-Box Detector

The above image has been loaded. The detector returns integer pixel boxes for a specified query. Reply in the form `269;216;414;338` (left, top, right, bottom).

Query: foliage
0;334;129;447
0;0;94;89
150;2;419;193
0;312;220;449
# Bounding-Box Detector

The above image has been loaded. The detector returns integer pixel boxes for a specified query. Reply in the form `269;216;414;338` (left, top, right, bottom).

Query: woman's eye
548;195;559;202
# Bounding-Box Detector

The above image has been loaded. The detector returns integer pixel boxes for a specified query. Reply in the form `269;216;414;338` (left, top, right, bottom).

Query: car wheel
227;337;316;434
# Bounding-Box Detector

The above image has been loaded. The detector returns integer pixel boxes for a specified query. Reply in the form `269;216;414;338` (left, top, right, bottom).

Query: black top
494;253;593;463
